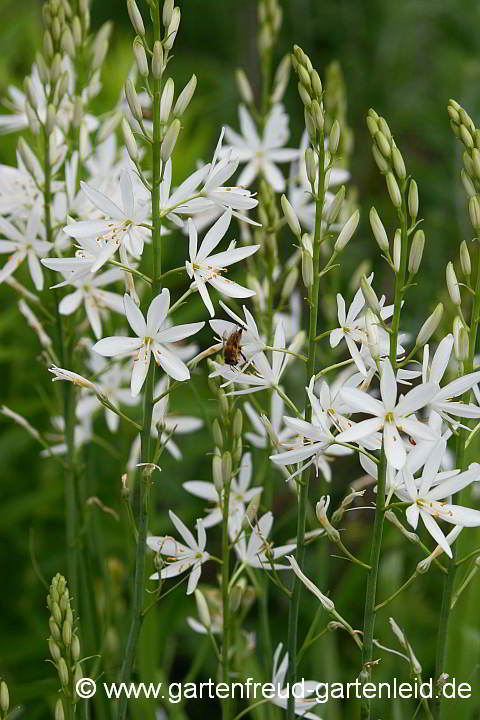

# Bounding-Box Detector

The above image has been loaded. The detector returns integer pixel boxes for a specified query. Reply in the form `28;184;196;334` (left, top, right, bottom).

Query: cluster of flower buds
209;368;243;490
47;574;82;711
0;680;9;720
258;179;280;269
257;0;282;54
291;45;325;142
366;109;414;214
448;99;480;232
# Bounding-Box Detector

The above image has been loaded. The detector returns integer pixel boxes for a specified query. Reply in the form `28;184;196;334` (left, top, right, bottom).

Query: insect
223;327;247;367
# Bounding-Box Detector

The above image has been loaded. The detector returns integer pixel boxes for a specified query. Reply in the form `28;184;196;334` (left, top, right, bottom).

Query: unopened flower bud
163;0;174;27
463;150;474;179
386;172;402;208
235;69;253;105
72;15;82;46
133;37;149;77
392;146;406;180
305;147;316;186
369;207;389;253
378;116;392;142
57;658;69;687
453;316;469;362
446;262;461;305
366;115;379;136
232;409;243;439
24;77;38;111
121;118;137;162
310;99;324;132
392;229;401;272
243;493;261;528
302;250;313;288
460;124;474;149
62;619;72;646
97;111;121;143
152;41;164;79
304;108;316;143
125;78;143;123
329;120;340;154
365;308;380;359
460;240;471;277
408;229;425;275
49;636;62;661
461;168;476;198
408;178;419;220
160;78;174;123
297;82;311;108
49;616;61;641
212;454;223;492
281;267;298;301
79;121;89;161
222;451;232;487
46;104;56;134
385;510;419;543
173;74;196;116
0;682;9;718
310;69;322;98
360;275;381;315
372;144;389;174
212;419;223;449
469;195;480;230
194;589;211;627
127;0;145;36
71;634;81;662
334;208;360;252
61;26;75;56
160;119;181;161
44;30;54;59
164;7;181;51
55;699;65;720
230;583;244;613
416;303;443;347
326;185;345;224
375;131;391;158
281;194;301;237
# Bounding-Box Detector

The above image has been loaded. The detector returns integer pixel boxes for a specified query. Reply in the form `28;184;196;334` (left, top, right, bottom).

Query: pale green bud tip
454;317;469;362
372;144;389;174
460;240;471;277
326;185;345;224
329;120;341;155
386;172;402;208
416;303;443;347
174;75;197;116
360;275;381;314
305;147;316;186
57;658;69;687
468;195;480;230
212;454;223;491
212;419;223;449
0;681;9;715
392;146;406;180
375;130;391;158
122;118;138;162
369;207;389;253
302;250;313;288
334;209;360;252
160;78;175;123
408;229;425;275
125;78;142;122
163;0;174;27
164;7;181;50
133;37;149;77
281;194;301;237
232;409;243;439
127;0;145;36
446;262;461;305
55;699;65;720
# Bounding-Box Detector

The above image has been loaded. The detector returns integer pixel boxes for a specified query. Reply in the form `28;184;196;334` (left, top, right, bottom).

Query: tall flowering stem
286;46;326;720
433;100;480;718
117;3;164;716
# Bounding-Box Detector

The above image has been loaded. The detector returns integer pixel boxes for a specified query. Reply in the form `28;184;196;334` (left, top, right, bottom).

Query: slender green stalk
116;5;164;716
433;249;480;720
286;136;325;720
221;469;232;720
360;447;386;720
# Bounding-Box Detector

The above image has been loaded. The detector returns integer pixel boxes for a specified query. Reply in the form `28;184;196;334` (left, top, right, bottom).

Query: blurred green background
1;0;480;718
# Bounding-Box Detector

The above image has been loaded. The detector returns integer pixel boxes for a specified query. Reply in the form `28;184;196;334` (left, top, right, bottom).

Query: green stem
286;134;325;720
360;446;386;720
433;248;480;719
222;471;232;720
116;6;164;717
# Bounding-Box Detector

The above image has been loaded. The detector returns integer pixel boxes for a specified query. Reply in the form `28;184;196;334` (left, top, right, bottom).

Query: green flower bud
408;179;419;220
173;75;197;116
163;0;174;27
52;601;62;626
97;111;122;143
49;616;61;642
334;209;360;252
393;228;401;273
375;130;391;158
281;194;301;237
212;454;223;492
232;409;243;439
461;168;476;198
122;118;138;163
0;681;9;716
329;120;341;155
44;30;54;59
302;249;313;288
298;65;312;93
194;589;211;627
365;308;380;359
48;636;62;661
304;108;316;143
460;124;474;149
360;275;381;315
222;451;232;487
57;658;69;687
366;115;378;136
463;150;475;179
62;619;72;647
446;262;461;305
160;119;181;161
71;634;81;663
377;117;392;142
160;78;175;123
212;419;223;449
469;195;480;230
408;229;425;275
127;0;145;36
133;36;149;77
72;16;82;46
61;26;75;57
55;698;65;720
416;303;443;347
369;207;389;253
230;583;244;613
326;185;345;224
164;7;181;51
305;147;316;186
297;82;311;108
371;144;389;174
235;69;253;105
125;78;143;123
152;41;164;79
311;99;324;132
460;240;471;277
281;267;299;301
392;146;406;180
310;69;322;98
386;172;402;208
453;316;469;362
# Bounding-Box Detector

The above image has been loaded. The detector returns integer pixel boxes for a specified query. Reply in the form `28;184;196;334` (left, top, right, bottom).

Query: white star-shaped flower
93;290;204;396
